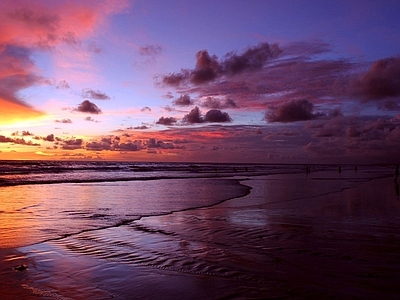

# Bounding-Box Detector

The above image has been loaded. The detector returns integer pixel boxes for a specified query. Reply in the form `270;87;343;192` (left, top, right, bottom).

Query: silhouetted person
395;165;399;181
338;166;341;173
354;165;357;172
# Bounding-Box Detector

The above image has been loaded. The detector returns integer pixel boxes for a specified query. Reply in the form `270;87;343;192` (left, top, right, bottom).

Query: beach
1;164;400;299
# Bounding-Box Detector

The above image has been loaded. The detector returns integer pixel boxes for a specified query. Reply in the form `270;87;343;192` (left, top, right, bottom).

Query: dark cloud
85;116;99;122
141;106;152;112
8;8;60;34
173;94;193;106
133;125;149;130
8;8;80;48
162;92;174;99
138;44;162;56
147;138;174;149
0;45;41;107
43;134;55;142
62;138;83;150
200;96;238;109
160;41;355;114
86;137;112;151
81;88;110;100
160;71;189;87
351;56;400;103
266;99;317;123
0;135;40;146
160;43;281;87
55;118;72;124
74;100;102;114
190;50;220;84
182;106;203;124
0;135;14;143
115;140;143;151
156;116;177;126
182;106;232;124
55;80;70;89
11;131;34;136
204;109;232;123
222;43;282;75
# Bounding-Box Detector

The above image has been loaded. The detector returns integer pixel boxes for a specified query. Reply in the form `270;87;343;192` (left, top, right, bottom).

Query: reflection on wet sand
1;168;400;299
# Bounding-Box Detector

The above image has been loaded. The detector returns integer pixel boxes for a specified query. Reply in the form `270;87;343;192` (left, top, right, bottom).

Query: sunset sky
1;0;400;163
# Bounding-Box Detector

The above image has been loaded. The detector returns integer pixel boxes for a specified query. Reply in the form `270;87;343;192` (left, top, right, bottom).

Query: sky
1;0;400;163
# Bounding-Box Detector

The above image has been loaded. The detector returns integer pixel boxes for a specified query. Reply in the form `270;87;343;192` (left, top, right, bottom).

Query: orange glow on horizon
0;99;45;126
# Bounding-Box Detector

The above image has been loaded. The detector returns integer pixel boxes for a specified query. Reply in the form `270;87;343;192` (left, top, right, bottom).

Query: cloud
50;80;71;89
0;45;41;107
0;135;40;146
115;140;143;151
85;116;98;122
133;125;149;130
11;131;34;136
160;42;281;87
0;0;128;121
62;138;83;150
204;109;232;123
173;94;193;106
138;44;162;57
141;106;151;112
43;134;55;142
199;96;238;109
81;88;110;100
147;138;174;149
156;116;177;126
159;41;356;116
86;137;112;151
55;118;72;123
351;56;400;103
182;106;232;124
265;99;317;123
222;43;282;75
182;106;203;124
74;100;102;114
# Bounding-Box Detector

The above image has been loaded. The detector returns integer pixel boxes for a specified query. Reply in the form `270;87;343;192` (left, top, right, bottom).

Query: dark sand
1;170;400;299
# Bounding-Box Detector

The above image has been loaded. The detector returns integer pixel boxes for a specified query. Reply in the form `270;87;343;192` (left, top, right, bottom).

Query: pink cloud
0;0;128;118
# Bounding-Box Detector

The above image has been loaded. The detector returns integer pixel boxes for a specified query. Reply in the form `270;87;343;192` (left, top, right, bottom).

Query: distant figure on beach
338;166;342;173
354;165;357;173
395;165;399;181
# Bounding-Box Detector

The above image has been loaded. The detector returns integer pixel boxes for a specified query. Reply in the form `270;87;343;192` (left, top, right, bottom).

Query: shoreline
1;170;400;299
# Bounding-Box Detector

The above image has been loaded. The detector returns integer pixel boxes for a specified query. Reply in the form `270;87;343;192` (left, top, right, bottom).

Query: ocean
0;161;399;299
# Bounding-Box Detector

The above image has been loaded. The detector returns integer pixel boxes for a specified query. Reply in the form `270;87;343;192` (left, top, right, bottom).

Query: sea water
0;161;398;299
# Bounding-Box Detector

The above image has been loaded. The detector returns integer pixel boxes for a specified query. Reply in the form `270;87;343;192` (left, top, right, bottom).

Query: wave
0;160;310;187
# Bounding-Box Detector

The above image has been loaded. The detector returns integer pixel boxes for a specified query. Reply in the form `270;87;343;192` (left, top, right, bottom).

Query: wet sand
1;169;400;299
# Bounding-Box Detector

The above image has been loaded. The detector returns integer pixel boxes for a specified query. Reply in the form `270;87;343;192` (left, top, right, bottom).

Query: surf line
29;177;253;246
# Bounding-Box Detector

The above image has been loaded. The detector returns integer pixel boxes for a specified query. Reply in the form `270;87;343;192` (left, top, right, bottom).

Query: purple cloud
266;99;317;123
160;43;281;87
182;106;232;124
141;106;152;112
173;94;193;106
138;44;162;57
351;56;400;104
199;97;238;109
204;109;232;123
62;138;83;150
156;116;177;126
74;100;102;114
182;106;203;124
55;118;72;124
81;88;110;100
